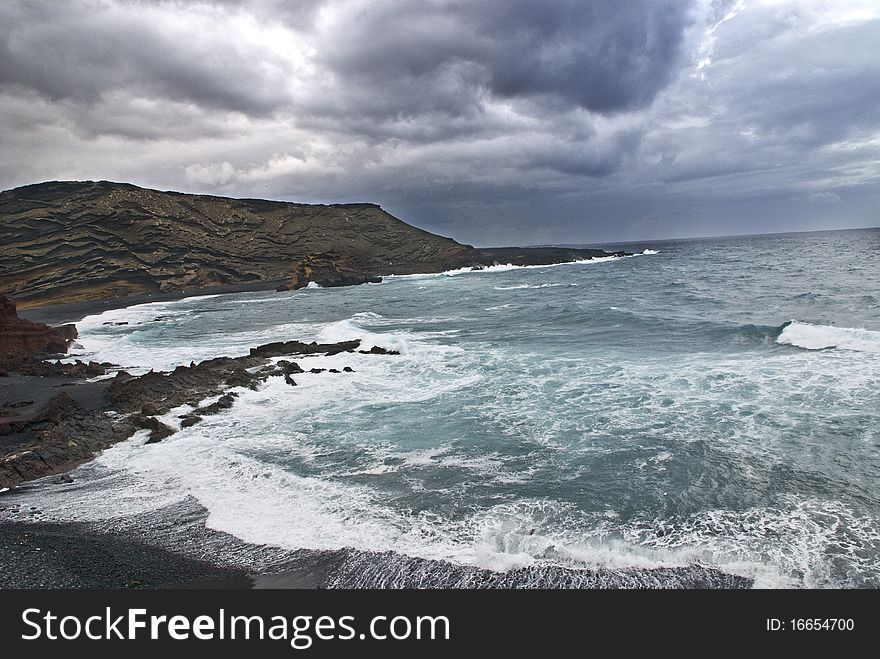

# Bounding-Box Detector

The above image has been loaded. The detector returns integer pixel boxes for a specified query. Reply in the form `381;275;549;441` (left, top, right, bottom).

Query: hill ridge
0;180;624;308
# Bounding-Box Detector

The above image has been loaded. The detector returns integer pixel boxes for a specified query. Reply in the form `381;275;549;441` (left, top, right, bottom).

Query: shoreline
1;249;759;589
0;519;254;589
0;496;277;589
1;336;385;490
19;279;289;326
18;249;636;326
0;495;753;589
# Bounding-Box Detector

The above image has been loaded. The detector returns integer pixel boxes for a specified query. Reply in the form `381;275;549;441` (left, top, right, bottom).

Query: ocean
11;228;880;587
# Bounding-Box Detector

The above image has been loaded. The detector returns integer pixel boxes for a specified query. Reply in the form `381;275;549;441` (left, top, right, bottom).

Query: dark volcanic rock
179;416;202;429
0;295;77;355
0;392;134;489
96;337;372;451
140;402;159;416
108;339;364;417
0;335;438;488
249;339;361;358
277;360;304;374
130;414;175;444
0;181;628;307
0;356;114;378
225;367;258;388
108;352;276;415
31;392;80;425
197;393;237;416
358;346;401;355
276;253;383;291
45;323;78;353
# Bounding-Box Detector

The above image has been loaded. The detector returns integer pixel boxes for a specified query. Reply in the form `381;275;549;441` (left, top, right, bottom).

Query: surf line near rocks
0;337;400;490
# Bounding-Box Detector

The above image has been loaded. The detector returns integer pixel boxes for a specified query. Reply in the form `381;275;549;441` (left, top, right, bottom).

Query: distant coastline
1;180;626;311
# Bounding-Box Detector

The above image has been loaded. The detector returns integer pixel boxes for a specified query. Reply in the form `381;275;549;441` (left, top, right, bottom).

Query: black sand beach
0;496;752;589
0;520;253;589
20;280;289;326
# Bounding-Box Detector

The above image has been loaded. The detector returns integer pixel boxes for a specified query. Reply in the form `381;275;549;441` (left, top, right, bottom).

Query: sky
2;0;879;245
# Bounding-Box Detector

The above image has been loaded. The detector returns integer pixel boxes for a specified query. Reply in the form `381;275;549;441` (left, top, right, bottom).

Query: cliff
0;294;76;355
0;180;624;308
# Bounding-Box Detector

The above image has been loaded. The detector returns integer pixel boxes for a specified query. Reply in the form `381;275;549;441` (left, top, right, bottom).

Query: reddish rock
0;294;77;355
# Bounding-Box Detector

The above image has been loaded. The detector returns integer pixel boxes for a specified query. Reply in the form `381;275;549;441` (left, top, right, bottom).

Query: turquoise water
31;228;880;586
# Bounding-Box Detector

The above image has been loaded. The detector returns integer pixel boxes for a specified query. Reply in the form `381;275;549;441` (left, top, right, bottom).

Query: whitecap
493;283;570;290
386;255;625;280
776;321;880;353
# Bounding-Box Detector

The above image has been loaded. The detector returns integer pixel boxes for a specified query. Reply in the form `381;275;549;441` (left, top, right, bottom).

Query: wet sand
0;494;752;589
0;520;253;589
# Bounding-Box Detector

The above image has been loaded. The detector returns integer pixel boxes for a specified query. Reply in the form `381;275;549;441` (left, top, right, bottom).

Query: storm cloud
308;1;691;114
1;0;878;244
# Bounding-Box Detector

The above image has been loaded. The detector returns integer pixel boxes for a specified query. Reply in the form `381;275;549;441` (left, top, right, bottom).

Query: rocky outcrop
276;253;383;291
0;393;134;488
130;414;176;444
248;339;361;359
1;180;627;308
0;353;113;377
0;337;385;488
0;294;77;354
106;339;366;417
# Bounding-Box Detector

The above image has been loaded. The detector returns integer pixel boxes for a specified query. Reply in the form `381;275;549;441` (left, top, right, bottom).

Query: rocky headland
1;180;626;309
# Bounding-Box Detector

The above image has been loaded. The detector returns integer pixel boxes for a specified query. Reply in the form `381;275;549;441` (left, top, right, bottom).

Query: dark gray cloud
0;0;293;115
312;0;691;115
0;0;878;244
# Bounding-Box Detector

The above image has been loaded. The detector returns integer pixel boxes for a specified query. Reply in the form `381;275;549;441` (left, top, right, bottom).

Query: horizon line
499;224;880;250
5;178;878;248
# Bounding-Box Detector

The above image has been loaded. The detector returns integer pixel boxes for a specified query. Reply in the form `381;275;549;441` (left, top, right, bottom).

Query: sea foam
386;254;630;280
776;321;880;353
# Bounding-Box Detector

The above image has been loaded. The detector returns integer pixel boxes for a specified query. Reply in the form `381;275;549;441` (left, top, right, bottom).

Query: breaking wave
387;254;631;280
776;321;880;353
